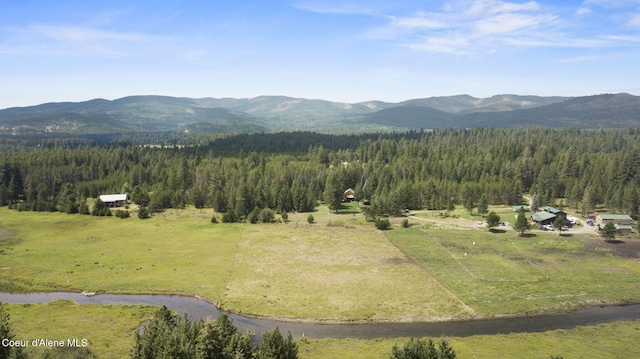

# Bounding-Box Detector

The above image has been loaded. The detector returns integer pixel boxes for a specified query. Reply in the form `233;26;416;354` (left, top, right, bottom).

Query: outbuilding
531;211;557;226
595;214;635;226
99;194;128;208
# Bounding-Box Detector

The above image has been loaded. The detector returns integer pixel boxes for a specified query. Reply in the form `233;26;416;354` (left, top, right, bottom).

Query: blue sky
1;0;639;108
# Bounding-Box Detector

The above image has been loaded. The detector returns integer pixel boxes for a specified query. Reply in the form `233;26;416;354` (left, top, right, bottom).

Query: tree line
1;128;639;220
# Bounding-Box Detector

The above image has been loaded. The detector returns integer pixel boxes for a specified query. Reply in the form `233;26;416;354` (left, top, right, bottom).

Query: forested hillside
1;128;639;220
2;93;639;134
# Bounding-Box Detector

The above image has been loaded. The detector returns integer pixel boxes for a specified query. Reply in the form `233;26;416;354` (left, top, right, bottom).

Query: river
1;292;639;339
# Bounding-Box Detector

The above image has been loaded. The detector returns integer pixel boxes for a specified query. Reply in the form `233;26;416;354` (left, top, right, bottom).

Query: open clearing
1;206;640;321
0;207;469;321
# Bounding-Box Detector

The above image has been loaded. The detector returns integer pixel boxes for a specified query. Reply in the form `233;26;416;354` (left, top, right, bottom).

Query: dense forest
1;128;639;220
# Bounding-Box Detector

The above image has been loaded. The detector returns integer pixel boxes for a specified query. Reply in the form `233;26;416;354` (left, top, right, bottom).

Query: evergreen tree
477;194;489;217
0;303;14;359
553;216;567;236
323;171;343;213
602;222;616;242
530;192;539;212
138;206;150;219
513;208;531;237
486;211;501;231
256;327;298;359
389;338;455;359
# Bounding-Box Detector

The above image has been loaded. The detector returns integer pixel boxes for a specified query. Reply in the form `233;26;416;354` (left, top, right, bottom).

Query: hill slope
1;93;638;134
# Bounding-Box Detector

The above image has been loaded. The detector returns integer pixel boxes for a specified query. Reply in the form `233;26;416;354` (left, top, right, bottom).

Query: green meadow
387;226;640;316
2;206;640;321
297;320;640;359
3;205;640;357
3;301;156;358
0;207;469;321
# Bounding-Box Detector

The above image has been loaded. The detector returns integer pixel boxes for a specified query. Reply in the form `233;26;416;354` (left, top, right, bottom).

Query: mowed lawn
387;227;640;316
0;207;471;321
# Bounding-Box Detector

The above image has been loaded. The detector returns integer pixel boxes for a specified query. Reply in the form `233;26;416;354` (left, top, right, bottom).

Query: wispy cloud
364;0;564;55
0;23;168;57
292;1;378;15
352;0;640;56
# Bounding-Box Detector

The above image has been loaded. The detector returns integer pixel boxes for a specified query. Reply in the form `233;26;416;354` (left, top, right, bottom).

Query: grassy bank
298;319;640;358
3;301;156;358
5;301;639;358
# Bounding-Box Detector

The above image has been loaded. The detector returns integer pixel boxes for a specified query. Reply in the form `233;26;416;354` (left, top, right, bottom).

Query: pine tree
0;303;14;359
513;208;531;237
486;211;501;231
256;327;298;359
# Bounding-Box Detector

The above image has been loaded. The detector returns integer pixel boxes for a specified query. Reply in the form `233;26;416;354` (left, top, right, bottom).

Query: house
530;211;556;226
99;194;128;208
343;188;355;202
595;214;635;226
512;205;530;211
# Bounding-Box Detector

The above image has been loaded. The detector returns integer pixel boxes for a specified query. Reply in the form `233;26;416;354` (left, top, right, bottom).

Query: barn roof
597;214;633;221
531;211;556;222
99;194;128;203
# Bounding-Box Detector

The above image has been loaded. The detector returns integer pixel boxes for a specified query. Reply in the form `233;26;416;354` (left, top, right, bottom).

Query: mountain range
1;93;639;135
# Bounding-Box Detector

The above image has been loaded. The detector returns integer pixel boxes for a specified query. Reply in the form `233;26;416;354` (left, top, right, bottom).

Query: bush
210;215;218;223
259;208;275;223
115;209;130;219
307;214;314;224
281;212;288;222
375;218;391;230
222;209;238;223
138;206;150;219
401;218;410;228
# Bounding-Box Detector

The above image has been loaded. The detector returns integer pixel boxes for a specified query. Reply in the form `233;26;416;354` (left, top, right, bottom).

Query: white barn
99;194;128;208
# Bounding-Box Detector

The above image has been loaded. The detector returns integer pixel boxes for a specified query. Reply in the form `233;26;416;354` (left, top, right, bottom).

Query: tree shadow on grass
605;239;626;244
336;203;360;215
489;229;507;234
519;233;538;238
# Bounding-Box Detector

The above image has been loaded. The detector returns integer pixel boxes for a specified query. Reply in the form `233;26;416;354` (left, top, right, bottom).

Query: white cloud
575;7;591;16
583;0;640;9
628;13;640;27
465;0;540;16
358;0;640;56
0;24;169;57
292;1;378;15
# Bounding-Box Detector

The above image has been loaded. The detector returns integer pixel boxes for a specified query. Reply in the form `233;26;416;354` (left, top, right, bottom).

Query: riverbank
3;292;640;339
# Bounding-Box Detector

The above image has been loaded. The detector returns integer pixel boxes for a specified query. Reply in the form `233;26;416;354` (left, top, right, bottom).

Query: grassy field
386;226;640;316
2;205;640;320
3;301;156;358
5;301;639;358
298;319;640;359
0;206;470;321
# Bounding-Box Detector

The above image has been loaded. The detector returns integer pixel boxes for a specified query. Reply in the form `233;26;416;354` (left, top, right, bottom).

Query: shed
595;214;635;226
615;224;633;233
99;194;128;208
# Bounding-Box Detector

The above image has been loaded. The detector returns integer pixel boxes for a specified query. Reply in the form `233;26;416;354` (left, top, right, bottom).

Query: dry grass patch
221;224;473;321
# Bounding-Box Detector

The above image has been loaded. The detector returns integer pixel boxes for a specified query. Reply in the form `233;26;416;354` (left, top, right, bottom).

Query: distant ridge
1;93;638;135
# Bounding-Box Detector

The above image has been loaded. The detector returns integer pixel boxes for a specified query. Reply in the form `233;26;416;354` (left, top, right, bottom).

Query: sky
1;0;639;108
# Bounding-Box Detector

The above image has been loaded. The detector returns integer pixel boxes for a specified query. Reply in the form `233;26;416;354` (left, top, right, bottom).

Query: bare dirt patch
0;231;15;245
592;237;640;259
